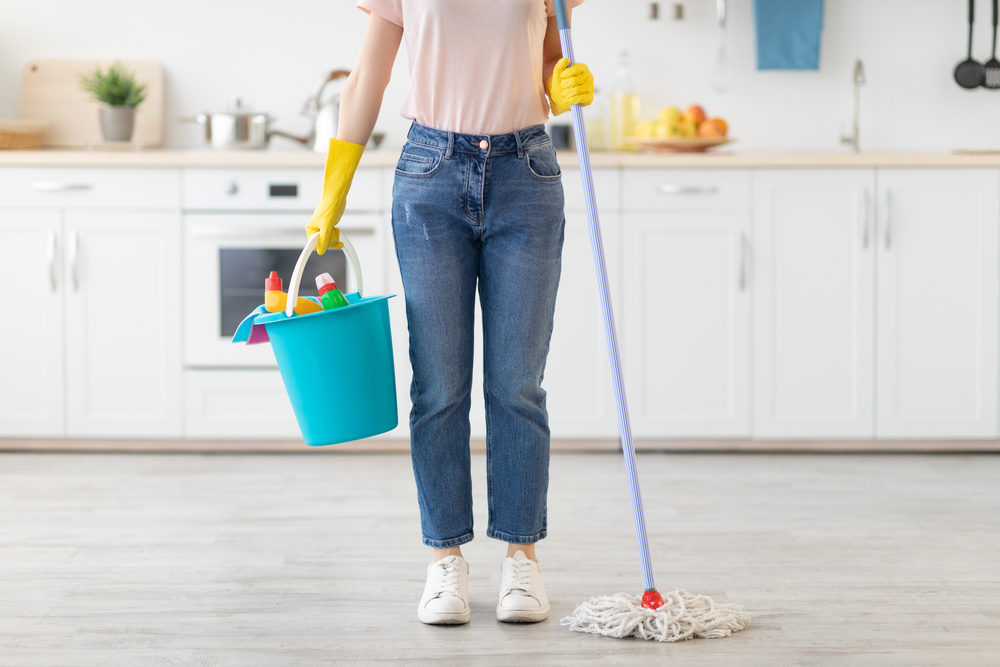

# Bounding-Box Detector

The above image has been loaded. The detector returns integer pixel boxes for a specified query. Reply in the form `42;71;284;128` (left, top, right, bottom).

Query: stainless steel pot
191;98;275;150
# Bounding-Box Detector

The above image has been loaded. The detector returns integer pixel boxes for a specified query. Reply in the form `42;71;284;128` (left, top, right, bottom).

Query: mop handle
554;2;656;594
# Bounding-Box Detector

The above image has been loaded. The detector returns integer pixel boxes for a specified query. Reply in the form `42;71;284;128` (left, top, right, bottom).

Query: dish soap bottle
316;272;350;310
264;271;323;315
609;51;640;152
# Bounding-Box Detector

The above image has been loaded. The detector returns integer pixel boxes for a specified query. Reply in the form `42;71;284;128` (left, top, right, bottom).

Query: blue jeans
391;122;565;548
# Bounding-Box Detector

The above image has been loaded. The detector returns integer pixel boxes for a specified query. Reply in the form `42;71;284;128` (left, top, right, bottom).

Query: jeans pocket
396;143;444;178
524;141;562;182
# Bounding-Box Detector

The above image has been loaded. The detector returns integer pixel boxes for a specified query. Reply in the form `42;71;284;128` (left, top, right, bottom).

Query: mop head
561;590;751;642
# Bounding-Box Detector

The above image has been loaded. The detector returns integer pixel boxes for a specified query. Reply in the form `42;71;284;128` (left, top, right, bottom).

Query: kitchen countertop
3;149;1000;168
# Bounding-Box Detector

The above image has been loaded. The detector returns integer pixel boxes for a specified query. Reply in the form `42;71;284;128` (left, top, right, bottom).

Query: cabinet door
876;169;1000;438
753;170;876;438
0;212;65;436
544;211;620;438
64;211;182;437
622;211;750;437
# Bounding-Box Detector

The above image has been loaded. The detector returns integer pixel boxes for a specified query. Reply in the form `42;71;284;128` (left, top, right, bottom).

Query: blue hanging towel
754;0;824;70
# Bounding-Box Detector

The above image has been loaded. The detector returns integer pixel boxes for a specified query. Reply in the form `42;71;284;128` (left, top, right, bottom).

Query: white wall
1;0;998;153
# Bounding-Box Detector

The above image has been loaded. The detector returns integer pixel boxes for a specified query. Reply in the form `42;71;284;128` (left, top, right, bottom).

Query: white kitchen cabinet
621;210;751;438
753;170;876;438
0;211;65;436
64;211;183;437
544;210;621;438
876;169;1000;438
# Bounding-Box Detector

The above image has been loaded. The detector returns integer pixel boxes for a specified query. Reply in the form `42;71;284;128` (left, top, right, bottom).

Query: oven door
184;212;381;367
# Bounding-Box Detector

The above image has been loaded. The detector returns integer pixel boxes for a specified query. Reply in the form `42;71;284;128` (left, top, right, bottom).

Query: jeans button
479;140;489;150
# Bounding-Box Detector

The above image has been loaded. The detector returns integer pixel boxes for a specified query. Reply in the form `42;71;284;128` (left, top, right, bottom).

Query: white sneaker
417;555;471;625
496;550;550;623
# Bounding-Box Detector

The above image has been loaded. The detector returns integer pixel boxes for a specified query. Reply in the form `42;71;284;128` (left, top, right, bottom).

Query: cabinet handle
738;231;747;291
882;189;891;250
69;231;80;291
859;188;870;249
656;184;719;195
47;232;59;292
31;182;93;192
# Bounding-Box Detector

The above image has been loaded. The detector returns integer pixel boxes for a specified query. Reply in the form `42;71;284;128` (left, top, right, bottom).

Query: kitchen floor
1;450;998;667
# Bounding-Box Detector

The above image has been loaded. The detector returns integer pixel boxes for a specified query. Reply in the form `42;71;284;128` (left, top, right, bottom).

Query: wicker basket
0;119;49;149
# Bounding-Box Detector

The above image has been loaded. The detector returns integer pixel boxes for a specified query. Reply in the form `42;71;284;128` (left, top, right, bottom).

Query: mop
552;0;751;642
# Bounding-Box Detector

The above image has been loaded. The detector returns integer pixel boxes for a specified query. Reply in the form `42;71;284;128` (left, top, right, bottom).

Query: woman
306;0;593;625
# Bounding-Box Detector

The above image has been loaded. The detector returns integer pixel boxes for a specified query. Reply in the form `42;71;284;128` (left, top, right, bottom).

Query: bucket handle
285;232;363;318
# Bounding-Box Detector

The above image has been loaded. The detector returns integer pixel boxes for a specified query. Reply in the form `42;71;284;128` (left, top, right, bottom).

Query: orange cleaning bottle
264;271;323;315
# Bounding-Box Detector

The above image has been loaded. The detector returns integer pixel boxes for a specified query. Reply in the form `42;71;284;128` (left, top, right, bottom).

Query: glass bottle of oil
609;51;640;152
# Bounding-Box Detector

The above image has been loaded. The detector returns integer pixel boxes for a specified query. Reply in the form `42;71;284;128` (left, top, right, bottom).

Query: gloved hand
547;57;595;116
305;138;365;255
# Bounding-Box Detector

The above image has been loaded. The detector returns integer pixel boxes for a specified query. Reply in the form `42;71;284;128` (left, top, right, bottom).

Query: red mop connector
641;589;665;610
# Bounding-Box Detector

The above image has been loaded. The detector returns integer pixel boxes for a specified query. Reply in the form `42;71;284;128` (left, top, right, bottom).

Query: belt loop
446;132;455;159
514;128;525;159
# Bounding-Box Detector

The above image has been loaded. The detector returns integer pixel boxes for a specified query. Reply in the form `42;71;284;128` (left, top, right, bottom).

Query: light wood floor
1;451;998;666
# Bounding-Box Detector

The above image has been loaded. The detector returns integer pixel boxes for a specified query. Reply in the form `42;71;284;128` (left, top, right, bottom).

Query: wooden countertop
2;148;1000;168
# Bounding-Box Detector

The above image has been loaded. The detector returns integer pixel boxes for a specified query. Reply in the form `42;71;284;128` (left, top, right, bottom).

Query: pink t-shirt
357;0;584;135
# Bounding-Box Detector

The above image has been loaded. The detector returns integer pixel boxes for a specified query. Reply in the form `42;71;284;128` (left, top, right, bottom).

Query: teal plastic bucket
253;233;397;446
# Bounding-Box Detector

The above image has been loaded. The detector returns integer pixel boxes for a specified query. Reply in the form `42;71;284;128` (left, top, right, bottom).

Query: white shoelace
430;557;463;599
503;559;534;595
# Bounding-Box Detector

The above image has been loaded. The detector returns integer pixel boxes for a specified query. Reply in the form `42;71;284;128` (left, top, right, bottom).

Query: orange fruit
697;120;723;138
709;117;728;136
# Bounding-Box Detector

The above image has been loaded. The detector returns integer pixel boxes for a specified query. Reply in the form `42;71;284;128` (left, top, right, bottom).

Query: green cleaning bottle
315;272;350;310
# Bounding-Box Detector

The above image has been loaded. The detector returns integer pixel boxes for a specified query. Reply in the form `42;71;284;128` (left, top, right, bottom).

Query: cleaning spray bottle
315;272;350;310
264;271;323;315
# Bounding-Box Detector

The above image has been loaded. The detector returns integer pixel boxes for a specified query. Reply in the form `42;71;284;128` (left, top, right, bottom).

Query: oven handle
286;232;363;317
187;225;376;239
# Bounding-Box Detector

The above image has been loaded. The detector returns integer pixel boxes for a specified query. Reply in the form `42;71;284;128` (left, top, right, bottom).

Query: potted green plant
78;61;148;142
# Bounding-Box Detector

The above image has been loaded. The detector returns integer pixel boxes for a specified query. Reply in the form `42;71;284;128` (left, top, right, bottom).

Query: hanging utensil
955;0;985;89
711;0;730;93
985;0;1000;88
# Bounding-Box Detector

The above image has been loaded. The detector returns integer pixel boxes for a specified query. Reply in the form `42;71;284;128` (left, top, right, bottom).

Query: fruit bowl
627;136;736;153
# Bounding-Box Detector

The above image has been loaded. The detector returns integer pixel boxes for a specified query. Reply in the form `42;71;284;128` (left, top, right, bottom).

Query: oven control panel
182;168;382;212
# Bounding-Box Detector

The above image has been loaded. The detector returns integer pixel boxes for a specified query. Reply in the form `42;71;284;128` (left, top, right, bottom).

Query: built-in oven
182;169;384;369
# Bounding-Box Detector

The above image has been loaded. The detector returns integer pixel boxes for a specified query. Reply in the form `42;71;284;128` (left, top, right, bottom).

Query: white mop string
561;591;752;643
558;27;655;593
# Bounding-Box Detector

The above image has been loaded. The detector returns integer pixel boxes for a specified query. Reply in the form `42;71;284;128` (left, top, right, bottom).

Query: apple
684;105;707;124
678;119;698;137
657;106;682;126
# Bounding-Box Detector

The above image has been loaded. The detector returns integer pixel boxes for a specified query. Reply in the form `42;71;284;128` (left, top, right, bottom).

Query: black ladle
956;0;985;88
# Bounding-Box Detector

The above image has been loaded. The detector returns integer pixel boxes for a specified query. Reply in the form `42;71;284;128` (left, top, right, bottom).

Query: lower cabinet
753;168;1000;440
622;210;751;438
753;170;876;438
875;169;999;438
0;211;65;436
0;209;182;439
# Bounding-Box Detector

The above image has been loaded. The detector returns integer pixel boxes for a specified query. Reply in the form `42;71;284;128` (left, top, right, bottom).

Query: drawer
562;167;619;211
0;167;180;208
182;168;381;212
623;169;750;211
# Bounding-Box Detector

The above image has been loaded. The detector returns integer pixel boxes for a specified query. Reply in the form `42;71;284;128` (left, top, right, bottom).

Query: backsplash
1;0;998;152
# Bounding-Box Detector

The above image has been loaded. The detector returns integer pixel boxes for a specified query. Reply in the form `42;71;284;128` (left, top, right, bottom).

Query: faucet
840;59;866;153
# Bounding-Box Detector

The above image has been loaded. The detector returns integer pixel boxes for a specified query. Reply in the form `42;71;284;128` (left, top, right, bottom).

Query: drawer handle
656;184;719;195
31;182;94;192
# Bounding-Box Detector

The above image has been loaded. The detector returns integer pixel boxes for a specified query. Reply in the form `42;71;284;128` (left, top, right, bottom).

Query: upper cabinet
875;169;999;439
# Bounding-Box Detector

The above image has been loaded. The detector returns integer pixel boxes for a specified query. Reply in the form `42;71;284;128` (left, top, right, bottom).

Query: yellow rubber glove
547;57;595;116
305;138;365;255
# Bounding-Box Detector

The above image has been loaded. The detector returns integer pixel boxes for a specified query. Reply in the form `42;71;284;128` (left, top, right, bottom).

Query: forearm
337;71;388;146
